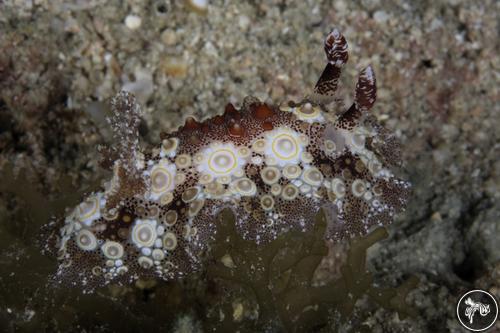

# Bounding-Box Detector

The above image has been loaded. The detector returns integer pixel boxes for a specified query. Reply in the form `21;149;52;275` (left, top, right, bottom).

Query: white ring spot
75;229;98;251
131;219;157;248
351;179;367;197
282;184;299;201
233;178;257;196
151;168;172;192
208;149;237;175
272;134;298;160
101;241;124;260
331;178;346;198
138;256;154;269
163;232;178;251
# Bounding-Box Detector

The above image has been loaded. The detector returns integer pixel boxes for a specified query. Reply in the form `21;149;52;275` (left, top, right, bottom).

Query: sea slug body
45;29;410;291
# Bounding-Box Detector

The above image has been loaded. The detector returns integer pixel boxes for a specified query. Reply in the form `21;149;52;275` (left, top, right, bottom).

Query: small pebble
373;10;389;23
431;212;442;222
186;0;208;14
232;302;244;322
125;15;142;30
238;15;250;30
161;29;177;46
221;254;236;268
161;57;188;78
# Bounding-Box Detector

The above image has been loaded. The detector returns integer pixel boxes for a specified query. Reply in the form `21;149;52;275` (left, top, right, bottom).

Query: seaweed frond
205;209;418;332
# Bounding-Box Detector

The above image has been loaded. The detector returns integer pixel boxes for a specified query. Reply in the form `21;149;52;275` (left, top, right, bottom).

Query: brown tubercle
253;103;274;120
262;121;273;131
184;116;201;130
224;103;240;121
228;122;245;137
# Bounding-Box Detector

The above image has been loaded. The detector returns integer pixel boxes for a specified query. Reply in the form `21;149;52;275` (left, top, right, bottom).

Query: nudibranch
45;29;410;291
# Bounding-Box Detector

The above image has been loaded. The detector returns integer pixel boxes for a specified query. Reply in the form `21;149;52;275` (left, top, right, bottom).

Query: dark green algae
0;164;417;332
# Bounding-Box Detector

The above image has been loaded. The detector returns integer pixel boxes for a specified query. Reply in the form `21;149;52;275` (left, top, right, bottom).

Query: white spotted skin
53;115;407;289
